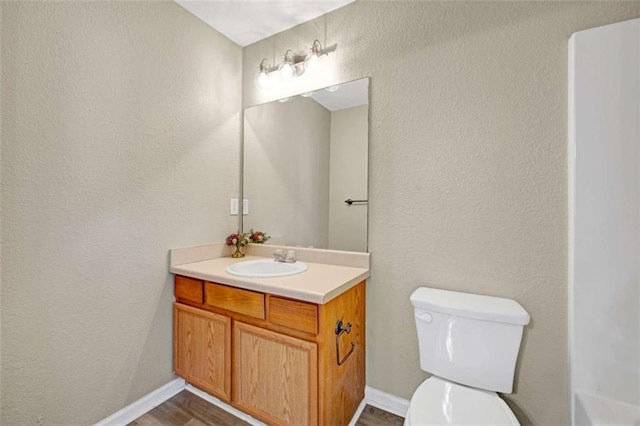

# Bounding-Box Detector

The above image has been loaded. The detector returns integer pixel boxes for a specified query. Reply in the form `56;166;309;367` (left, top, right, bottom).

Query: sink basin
226;259;308;278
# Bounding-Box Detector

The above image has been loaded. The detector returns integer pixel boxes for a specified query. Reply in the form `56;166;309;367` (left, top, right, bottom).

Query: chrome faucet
285;250;296;263
273;249;285;262
273;249;296;263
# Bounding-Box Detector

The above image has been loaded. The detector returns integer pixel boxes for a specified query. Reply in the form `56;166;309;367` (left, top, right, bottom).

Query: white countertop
170;255;369;304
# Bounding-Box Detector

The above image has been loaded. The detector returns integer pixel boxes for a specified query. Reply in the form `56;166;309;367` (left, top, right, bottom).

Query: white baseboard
348;397;368;426
96;380;409;425
187;384;374;426
95;378;186;426
365;385;410;418
184;384;266;426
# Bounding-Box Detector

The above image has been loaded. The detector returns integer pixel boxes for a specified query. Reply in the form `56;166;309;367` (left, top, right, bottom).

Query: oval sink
226;259;308;278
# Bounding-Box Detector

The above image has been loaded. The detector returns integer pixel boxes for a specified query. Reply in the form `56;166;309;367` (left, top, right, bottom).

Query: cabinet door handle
335;320;355;366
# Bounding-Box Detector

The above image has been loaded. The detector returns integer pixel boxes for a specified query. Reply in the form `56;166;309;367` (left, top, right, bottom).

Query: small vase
230;245;245;258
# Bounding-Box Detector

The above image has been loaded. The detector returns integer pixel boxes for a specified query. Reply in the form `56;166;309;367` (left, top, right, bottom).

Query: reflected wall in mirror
243;78;369;252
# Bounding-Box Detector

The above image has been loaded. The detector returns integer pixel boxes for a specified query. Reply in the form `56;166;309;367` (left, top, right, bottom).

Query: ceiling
175;0;355;47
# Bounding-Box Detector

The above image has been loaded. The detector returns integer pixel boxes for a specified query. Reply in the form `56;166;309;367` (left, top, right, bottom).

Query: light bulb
304;52;319;71
278;49;297;81
254;70;269;88
305;40;325;73
279;62;295;80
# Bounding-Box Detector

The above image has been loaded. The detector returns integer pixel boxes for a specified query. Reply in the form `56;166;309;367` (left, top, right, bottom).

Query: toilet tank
410;287;530;394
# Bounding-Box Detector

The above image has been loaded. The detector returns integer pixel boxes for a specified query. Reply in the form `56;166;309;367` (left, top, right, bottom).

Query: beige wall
0;2;3;421
1;2;241;424
329;105;368;252
244;97;331;247
242;2;640;424
1;1;639;425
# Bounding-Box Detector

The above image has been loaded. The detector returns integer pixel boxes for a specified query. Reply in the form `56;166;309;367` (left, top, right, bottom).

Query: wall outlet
242;199;249;216
230;198;239;215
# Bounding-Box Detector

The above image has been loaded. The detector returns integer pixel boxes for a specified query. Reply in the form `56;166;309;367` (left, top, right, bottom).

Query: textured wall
1;2;241;424
0;2;3;421
244;97;330;247
242;2;640;424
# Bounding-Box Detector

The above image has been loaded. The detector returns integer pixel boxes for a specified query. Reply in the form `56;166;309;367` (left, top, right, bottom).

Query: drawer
205;283;265;319
268;296;318;335
175;276;203;304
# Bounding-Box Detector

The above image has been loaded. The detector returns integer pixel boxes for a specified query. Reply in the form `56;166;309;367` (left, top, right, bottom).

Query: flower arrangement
226;229;270;258
226;232;250;248
249;230;270;244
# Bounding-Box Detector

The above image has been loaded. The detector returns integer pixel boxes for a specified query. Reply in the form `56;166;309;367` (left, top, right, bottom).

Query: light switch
242;199;249;216
230;198;239;215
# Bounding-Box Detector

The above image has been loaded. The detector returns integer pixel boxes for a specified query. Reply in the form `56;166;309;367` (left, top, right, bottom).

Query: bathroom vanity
170;76;372;425
170;244;369;426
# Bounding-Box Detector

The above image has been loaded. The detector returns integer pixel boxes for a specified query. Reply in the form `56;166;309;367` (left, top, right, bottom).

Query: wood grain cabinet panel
233;322;318;426
173;303;231;401
175;276;203;304
173;275;366;426
205;282;265;319
268;296;318;335
317;281;366;426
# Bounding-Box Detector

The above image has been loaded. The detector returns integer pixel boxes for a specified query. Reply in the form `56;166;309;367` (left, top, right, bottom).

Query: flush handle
416;312;433;323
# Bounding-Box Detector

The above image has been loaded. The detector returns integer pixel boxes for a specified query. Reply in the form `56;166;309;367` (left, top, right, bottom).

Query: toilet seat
405;376;520;425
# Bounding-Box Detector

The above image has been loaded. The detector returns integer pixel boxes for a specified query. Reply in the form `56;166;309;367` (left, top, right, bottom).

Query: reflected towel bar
344;198;368;205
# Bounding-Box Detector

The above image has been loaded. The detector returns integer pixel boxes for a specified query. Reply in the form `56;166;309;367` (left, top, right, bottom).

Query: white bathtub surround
569;17;640;425
575;392;640;426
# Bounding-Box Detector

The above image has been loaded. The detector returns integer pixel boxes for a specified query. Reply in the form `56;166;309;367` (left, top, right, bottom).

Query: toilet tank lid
410;287;530;325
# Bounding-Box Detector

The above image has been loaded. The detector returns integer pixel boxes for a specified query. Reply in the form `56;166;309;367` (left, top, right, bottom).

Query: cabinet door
233;322;318;426
174;303;231;401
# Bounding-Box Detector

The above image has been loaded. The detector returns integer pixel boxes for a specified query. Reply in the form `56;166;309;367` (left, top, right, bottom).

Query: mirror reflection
243;78;369;252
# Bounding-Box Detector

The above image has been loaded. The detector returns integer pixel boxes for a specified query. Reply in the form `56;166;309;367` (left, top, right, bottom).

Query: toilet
406;287;530;425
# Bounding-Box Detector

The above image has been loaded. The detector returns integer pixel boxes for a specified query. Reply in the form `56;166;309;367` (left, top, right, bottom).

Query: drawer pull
335;320;355;366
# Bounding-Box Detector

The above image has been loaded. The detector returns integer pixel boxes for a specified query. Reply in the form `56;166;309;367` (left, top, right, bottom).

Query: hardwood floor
129;390;405;426
355;405;404;426
129;392;249;426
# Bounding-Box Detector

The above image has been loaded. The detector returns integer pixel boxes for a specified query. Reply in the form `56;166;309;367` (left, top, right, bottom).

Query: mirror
242;78;369;252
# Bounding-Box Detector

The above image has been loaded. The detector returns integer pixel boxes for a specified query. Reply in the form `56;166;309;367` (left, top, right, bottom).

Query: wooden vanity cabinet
173;275;366;426
234;322;318;425
173;303;231;401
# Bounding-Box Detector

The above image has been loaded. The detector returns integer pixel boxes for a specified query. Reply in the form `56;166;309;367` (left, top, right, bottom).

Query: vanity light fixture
300;92;313;97
255;58;276;88
278;50;297;80
325;85;340;92
254;39;336;88
304;39;328;71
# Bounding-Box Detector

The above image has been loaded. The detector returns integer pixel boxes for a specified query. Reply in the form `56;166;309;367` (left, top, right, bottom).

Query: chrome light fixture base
254;39;335;88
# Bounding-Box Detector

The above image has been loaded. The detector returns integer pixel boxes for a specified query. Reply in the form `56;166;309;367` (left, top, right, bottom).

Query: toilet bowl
404;377;519;425
406;287;530;425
